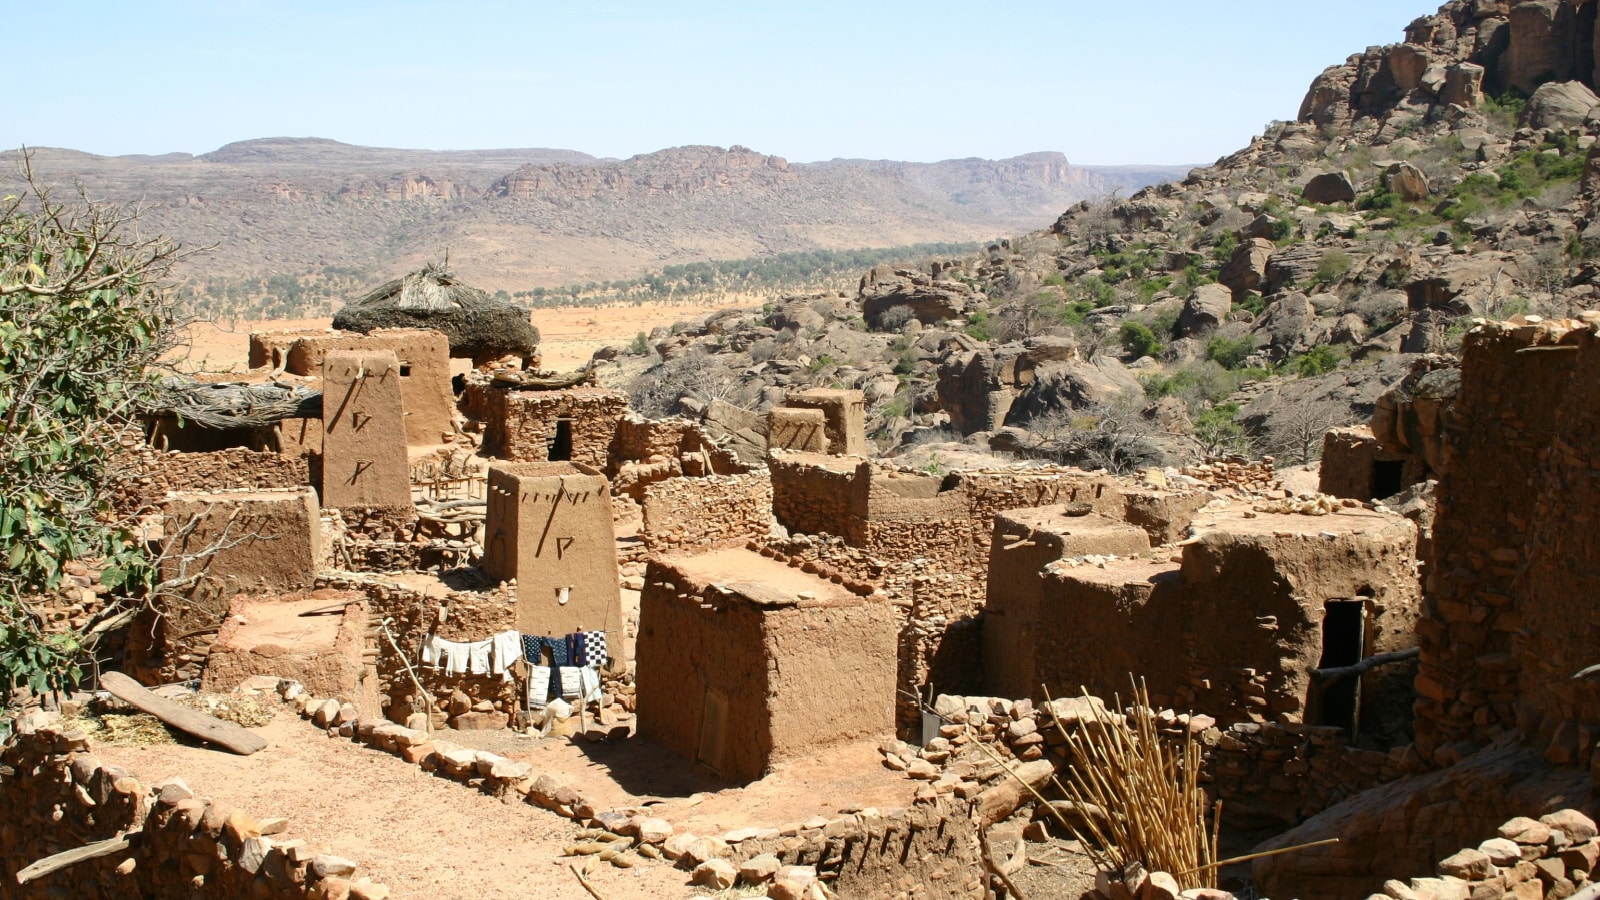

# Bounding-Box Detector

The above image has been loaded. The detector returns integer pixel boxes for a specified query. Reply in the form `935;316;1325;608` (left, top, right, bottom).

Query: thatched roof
332;263;540;360
143;380;322;429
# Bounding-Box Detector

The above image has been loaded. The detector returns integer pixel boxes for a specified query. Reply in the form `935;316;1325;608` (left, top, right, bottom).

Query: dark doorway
1371;460;1405;500
1315;600;1366;733
548;418;573;462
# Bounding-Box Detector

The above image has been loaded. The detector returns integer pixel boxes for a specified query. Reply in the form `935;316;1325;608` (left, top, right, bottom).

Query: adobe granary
482;461;623;660
782;388;866;457
1251;314;1600;897
635;547;897;783
983;501;1421;737
250;327;457;449
330;263;541;366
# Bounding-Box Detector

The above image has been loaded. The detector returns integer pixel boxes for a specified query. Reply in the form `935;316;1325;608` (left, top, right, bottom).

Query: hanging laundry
566;632;584;668
422;635;473;675
558;667;582;701
578;630;608;669
521;634;570;667
577;666;603;705
526;665;552;710
466;639;494;675
491;631;521;682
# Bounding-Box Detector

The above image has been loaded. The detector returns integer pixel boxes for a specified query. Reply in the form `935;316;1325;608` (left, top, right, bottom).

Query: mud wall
634;560;773;782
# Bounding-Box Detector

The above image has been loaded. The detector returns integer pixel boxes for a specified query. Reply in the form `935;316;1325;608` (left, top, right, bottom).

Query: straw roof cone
332;263;540;360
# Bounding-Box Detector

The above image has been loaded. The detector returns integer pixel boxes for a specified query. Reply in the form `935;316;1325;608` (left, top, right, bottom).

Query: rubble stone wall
108;448;309;515
479;387;628;469
724;797;983;900
1413;319;1594;769
641;473;773;552
769;451;859;538
0;716;384;899
330;577;523;731
1209;721;1401;830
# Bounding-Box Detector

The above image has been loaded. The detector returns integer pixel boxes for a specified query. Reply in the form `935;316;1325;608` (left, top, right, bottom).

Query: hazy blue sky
7;1;1419;165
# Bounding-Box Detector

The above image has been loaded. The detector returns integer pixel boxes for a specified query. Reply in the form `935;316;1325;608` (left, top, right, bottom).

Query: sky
5;1;1421;166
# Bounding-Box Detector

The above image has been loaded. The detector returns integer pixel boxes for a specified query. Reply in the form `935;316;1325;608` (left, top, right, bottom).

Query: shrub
877;306;915;331
1120;321;1163;358
1;166;182;698
1314;249;1354;287
629;332;651;355
1206;333;1256;369
1286;345;1343;377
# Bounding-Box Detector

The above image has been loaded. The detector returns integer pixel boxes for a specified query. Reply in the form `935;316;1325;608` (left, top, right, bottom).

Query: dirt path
96;713;698;899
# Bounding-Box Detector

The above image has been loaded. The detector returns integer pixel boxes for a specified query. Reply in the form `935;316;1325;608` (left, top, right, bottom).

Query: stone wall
1209;721;1402;830
108;447;310;515
641;473;773;552
1412;317;1600;770
0;712;386;899
1253;734;1596;899
769;451;859;538
326;576;524;731
478;387;628;469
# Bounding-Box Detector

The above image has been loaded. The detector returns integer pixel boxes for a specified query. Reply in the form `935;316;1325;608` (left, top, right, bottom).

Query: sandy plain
178;297;762;373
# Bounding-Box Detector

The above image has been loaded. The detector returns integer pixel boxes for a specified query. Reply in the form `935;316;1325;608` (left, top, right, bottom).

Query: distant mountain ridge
1;138;1191;294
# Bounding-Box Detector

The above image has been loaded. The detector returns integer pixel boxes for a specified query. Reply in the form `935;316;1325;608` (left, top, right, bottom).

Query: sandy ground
98;714;697;899
178;298;759;373
96;709;922;899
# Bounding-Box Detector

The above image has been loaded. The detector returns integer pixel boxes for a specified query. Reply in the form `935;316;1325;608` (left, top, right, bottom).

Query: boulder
1004;357;1143;424
692;859;738;890
1303;172;1358;205
1524;80;1600;129
1220;238;1274;298
1384;162;1430;201
1176;284;1233;337
936;350;1014;436
1250;293;1318;354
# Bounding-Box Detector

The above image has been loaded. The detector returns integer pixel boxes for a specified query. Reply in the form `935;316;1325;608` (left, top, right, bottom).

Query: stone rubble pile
1370;809;1600;900
1178;459;1279;494
1;710;389;900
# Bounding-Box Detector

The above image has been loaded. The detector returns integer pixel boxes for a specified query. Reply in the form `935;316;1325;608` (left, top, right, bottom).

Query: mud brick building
636;548;896;782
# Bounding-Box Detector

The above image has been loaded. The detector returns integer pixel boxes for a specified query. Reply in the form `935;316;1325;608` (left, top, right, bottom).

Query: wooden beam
1311;647;1420;685
99;672;267;755
17;832;139;884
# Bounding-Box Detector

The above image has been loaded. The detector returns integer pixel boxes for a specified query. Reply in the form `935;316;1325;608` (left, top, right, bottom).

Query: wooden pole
17;832;139;884
99;672;266;755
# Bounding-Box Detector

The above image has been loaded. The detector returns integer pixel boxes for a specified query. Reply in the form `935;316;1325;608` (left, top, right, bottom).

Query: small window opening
1315;600;1366;733
548;419;573;462
1371;460;1405;500
399;365;412;377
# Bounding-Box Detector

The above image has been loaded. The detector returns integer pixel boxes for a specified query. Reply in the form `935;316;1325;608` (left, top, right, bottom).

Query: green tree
0;161;183;699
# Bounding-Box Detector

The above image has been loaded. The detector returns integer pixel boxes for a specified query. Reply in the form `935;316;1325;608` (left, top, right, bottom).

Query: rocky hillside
0;139;1186;297
602;0;1600;472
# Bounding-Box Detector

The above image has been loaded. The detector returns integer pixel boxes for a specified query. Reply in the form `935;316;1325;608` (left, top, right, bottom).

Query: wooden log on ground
17;832;139;884
99;672;267;755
